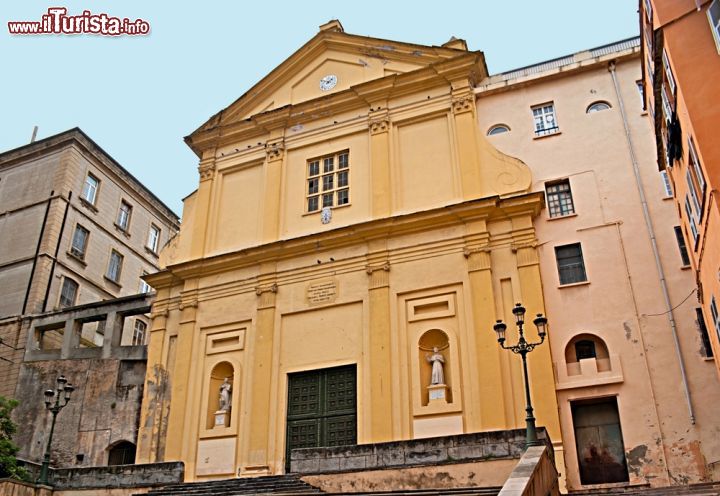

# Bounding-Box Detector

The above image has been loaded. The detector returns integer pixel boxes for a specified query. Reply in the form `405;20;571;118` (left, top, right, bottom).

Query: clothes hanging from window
666;111;683;166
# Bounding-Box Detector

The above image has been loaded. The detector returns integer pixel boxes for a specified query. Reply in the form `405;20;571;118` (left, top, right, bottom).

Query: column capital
366;262;390;289
451;94;475;115
198;159;216;182
463;247;492;272
369;118;390;135
255;283;278;309
265;139;285;162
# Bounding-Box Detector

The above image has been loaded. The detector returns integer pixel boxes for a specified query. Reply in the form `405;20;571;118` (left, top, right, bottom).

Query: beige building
476;38;720;489
0;128;180;396
134;21;720;492
137;20;563;483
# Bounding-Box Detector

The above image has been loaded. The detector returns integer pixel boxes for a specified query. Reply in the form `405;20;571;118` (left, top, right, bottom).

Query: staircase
140;475;502;496
141;474;322;495
570;482;720;496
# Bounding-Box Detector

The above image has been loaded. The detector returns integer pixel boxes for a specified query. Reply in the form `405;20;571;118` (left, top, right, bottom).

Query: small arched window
586;101;611;113
487;124;510;136
108;441;136;466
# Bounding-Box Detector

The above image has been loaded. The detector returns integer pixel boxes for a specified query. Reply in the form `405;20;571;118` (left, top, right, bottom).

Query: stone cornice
0;128;180;225
146;192;543;288
185;52;484;157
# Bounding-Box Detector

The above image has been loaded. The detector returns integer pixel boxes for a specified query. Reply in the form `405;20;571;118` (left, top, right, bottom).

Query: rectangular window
70;224;89;259
660;171;673;197
646;53;655;87
107;250;124;283
688;138;707;197
711;296;720;342
708;0;720;53
636;80;645;107
555;243;587;285
674;226;691;267
645;0;653;23
147;224;161;253
685;196;700;246
139;272;152;294
81;174;99;205
662;49;676;96
696;308;714;358
686;169;702;216
306;151;350;212
132;319;147;346
59;277;78;308
531;103;559;137
117;201;132;231
545;180;575;217
661;85;672;123
644;21;654;55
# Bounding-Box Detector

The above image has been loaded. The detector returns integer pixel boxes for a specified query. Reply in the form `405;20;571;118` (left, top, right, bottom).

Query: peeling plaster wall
13;358;145;467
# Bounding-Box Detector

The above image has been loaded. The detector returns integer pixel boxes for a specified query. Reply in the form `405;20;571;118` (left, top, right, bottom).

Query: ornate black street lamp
492;303;548;448
37;375;74;486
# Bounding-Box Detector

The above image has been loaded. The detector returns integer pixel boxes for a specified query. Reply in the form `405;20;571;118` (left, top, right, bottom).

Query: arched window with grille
107;441;136;466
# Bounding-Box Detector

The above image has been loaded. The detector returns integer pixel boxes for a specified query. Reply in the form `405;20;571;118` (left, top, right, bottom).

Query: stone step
141;477;503;496
321;489;501;496
142;474;324;496
569;482;720;496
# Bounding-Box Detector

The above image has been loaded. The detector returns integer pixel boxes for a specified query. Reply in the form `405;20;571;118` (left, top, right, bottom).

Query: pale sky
0;1;639;216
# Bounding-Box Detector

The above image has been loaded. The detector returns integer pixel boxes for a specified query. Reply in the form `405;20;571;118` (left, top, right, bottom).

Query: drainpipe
42;192;72;313
608;60;695;424
21;192;54;315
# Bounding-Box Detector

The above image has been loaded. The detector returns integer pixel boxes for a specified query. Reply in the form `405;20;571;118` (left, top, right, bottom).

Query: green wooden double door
285;364;357;469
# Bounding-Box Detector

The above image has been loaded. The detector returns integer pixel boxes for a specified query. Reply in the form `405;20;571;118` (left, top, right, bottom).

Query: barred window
545;180;575;218
660;170;673;198
306;151;349;212
532;103;559;137
555;243;587;285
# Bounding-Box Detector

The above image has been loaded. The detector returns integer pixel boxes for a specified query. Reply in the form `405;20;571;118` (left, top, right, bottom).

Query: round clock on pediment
319;74;338;91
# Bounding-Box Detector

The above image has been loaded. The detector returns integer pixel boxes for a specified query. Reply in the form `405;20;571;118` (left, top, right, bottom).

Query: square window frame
305;150;350;214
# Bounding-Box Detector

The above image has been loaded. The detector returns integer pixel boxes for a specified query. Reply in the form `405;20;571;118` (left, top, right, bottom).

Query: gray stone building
0;128;180;397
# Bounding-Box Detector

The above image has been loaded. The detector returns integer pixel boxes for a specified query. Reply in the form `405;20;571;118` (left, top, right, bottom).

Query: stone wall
292;428;549;474
51;462;183;490
13;357;146;467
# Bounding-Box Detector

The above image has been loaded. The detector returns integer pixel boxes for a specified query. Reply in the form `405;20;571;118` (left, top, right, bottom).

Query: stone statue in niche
218;377;232;411
426;347;446;386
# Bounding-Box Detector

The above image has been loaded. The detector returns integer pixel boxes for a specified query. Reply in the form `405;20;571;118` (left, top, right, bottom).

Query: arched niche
206;361;235;429
565;333;611;375
418;329;453;405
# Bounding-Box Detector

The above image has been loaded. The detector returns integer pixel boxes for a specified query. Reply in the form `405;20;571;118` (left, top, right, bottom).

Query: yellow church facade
137;21;562;481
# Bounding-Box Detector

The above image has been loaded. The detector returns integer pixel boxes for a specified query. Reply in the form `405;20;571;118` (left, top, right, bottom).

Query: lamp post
37;375;74;486
492;303;548;448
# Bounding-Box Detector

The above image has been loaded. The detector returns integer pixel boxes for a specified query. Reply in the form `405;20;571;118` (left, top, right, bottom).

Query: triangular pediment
190;22;475;140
